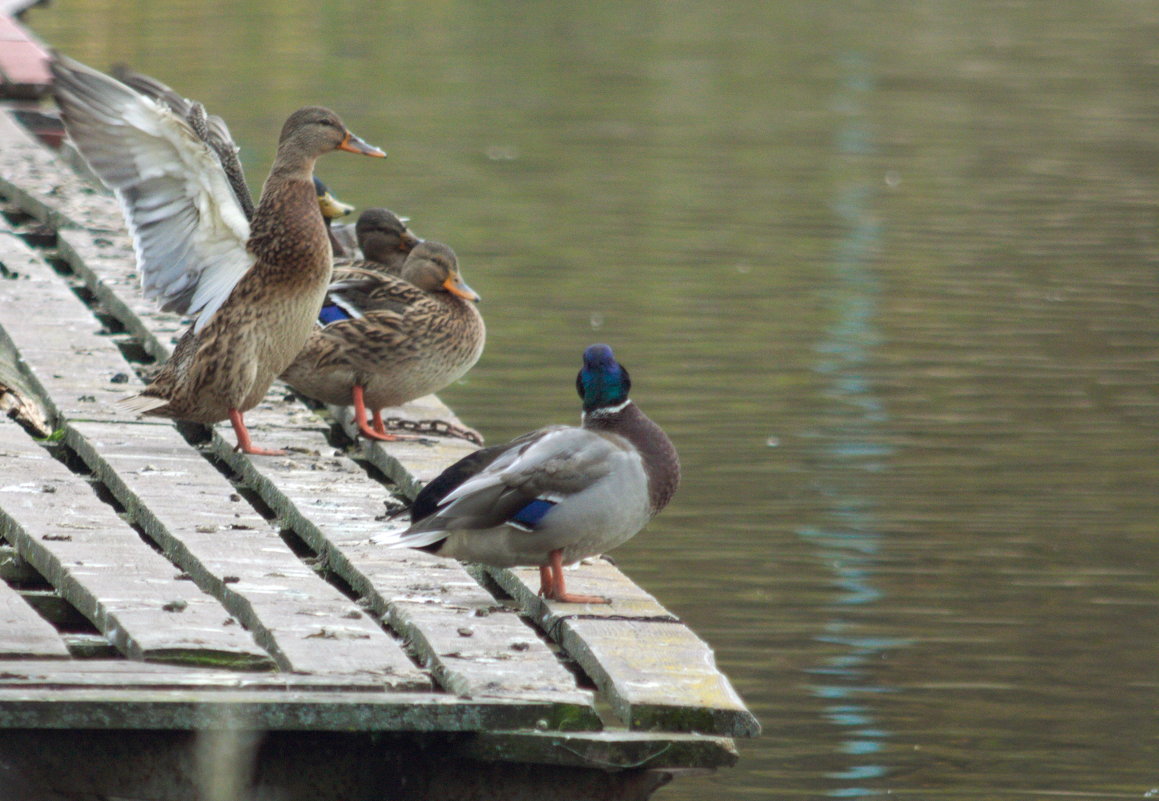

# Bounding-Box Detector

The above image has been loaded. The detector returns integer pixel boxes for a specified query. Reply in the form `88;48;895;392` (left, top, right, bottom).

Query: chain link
381;417;484;446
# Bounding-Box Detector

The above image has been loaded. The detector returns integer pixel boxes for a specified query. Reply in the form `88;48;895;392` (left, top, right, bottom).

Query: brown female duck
51;55;386;454
336;207;422;273
280;240;485;442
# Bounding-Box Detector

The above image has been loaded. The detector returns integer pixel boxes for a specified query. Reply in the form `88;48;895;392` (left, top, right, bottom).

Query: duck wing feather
52;55;253;333
404;426;620;536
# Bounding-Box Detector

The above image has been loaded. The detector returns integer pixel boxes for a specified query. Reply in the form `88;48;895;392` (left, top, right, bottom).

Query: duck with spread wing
51;55;387;454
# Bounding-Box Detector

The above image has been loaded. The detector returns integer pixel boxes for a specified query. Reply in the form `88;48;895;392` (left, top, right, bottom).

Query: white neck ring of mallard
584;399;633;421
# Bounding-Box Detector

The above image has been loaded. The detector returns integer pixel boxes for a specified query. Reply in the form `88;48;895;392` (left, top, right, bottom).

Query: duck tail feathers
117;393;170;416
371;526;449;550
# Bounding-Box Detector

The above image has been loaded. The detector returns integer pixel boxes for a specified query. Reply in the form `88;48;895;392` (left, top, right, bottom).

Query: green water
29;1;1159;798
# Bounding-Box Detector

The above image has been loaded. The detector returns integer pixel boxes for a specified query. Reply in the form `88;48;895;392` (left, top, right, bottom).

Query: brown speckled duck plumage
280;240;485;441
145;156;338;421
51;55;387;455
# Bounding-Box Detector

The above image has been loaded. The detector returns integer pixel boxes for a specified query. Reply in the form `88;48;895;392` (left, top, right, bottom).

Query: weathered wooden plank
558;618;758;736
460;730;739;770
0;571;70;658
0;542;39;583
0;659;412;691
491;561;762;738
0;109;119;232
492;560;684;622
0;419;273;669
0;226;137;425
67;420;430;687
0;688;580;732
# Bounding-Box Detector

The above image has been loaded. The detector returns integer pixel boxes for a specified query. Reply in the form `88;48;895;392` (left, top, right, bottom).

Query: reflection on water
29;2;1159;799
799;50;900;796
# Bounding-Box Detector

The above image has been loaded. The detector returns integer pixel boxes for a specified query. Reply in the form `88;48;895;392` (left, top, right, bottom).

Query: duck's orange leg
229;408;285;456
371;408;390;436
541;549;609;605
352;385;415;442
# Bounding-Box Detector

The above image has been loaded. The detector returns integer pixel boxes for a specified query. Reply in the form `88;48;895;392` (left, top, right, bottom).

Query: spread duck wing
52;54;253;334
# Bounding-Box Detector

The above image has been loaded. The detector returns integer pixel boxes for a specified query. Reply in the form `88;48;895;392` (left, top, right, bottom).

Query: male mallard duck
373;344;680;604
51;54;386;455
280;240;485;442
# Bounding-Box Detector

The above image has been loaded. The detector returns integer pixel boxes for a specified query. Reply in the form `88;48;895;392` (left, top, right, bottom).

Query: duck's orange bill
443;273;481;303
339;131;386;157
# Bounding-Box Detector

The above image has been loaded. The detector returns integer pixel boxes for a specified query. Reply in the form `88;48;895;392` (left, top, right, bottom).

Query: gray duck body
376;344;679;602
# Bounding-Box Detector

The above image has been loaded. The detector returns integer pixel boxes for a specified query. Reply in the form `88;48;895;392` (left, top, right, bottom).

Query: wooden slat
0;420;273;669
461;730;739;770
491;561;762;737
0;227;135;425
0;659;595;734
0;687;580;732
0;576;70;658
0;659;410;691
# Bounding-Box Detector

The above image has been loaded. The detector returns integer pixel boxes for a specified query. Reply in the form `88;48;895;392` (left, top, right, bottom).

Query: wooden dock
0;95;758;800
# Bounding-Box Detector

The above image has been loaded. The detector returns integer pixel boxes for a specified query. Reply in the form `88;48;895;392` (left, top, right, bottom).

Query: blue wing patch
318;303;352;325
509;498;556;530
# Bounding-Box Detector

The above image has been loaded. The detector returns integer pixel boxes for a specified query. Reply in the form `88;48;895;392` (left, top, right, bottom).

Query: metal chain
381;417;484;446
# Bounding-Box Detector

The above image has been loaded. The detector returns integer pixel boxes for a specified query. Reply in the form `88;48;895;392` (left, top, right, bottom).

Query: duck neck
361;236;408;274
584;401;681;514
248;166;330;275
